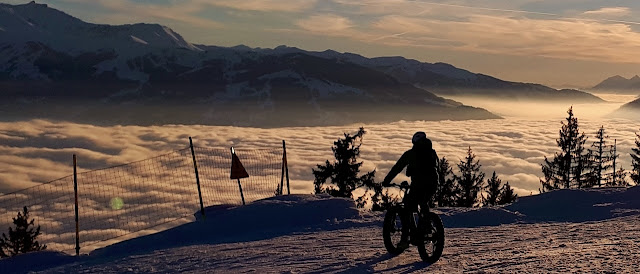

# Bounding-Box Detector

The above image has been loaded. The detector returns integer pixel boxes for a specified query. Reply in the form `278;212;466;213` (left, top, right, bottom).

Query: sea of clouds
1;103;639;197
2;96;639;253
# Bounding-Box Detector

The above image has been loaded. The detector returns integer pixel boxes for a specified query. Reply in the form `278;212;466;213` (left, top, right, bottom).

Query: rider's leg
402;192;418;245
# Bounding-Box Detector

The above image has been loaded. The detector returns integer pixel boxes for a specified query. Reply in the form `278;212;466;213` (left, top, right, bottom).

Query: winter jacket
382;138;439;196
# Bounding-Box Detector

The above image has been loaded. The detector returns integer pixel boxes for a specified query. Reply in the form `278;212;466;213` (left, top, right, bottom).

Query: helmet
412;131;427;144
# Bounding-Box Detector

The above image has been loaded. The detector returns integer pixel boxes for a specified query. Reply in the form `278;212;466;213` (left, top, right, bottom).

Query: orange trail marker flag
230;150;249;179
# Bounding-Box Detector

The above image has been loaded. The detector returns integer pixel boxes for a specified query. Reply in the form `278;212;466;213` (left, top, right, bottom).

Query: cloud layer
2;108;639;197
1;101;639;252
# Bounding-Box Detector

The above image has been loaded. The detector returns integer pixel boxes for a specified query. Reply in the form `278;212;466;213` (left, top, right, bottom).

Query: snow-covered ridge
0;1;200;53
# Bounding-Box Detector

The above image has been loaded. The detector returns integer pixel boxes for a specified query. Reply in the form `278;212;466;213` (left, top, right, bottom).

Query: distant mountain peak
26;1;47;7
593;74;640;91
608;75;626;80
0;2;201;52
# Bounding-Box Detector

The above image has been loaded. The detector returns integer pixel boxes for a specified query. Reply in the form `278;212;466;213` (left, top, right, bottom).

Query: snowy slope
2;187;640;273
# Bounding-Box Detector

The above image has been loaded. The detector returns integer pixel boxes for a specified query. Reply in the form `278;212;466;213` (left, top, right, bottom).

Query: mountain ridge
592;75;640;93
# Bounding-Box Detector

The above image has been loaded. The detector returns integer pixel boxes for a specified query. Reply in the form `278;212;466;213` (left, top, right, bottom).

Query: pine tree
498;182;518;205
585;126;613;188
0;206;47;258
631;131;640;185
483;172;502;206
454;146;485;207
432;156;459;207
608;139;629;187
312;127;376;207
540;107;588;191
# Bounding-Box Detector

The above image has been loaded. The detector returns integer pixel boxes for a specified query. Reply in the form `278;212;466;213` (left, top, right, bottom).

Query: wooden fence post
190;137;205;218
283;140;290;195
73;154;80;256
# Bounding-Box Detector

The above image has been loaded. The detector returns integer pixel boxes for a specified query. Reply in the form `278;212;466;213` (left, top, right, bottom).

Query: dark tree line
431;147;517;208
541;107;638;192
312;128;517;209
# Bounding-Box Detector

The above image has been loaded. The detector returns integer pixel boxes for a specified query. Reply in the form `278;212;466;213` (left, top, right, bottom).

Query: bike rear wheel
416;211;445;264
383;207;407;255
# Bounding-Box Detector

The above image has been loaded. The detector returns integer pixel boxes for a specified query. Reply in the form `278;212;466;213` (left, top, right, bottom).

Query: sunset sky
3;0;640;87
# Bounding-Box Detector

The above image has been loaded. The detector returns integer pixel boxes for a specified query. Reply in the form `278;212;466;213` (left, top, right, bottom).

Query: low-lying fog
1;96;639;197
446;93;638;119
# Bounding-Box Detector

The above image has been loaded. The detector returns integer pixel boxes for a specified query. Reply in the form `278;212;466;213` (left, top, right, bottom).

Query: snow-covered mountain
267;47;602;102
1;2;504;126
2;2;602;126
2;187;640;273
592;75;640;94
0;1;199;52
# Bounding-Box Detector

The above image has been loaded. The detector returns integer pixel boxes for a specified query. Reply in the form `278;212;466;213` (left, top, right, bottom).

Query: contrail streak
370;31;410;42
414;1;640;25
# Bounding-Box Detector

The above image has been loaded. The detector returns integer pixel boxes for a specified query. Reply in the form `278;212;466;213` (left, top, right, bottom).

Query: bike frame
388;182;422;236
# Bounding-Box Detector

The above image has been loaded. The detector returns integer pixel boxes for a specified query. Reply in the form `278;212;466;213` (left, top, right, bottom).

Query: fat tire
382;207;405;255
417;211;445;264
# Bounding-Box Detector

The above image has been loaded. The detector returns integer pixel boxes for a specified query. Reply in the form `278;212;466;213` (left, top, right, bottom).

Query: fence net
0;176;76;252
196;147;284;206
0;144;286;255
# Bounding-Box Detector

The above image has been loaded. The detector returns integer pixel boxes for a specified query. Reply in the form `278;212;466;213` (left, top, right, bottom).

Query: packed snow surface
2;187;640;273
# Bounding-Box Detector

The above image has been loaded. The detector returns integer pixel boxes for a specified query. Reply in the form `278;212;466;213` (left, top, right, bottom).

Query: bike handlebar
385;181;410;189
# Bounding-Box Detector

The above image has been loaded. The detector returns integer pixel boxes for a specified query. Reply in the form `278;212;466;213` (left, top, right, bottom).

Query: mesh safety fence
196;147;284;206
0;144;285;255
0;176;76;252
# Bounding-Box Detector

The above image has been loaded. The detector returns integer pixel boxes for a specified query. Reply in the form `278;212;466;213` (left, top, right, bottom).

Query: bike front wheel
416;211;445;264
382;207;407;255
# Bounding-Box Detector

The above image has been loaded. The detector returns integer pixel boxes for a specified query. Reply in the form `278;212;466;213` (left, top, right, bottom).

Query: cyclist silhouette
381;131;439;246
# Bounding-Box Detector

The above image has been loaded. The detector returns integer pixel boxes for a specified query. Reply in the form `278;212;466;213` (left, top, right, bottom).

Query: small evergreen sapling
585;126;613;187
483;172;502;206
608;139;628;187
498;182;518;205
454;146;485;208
0;206;47;258
631;131;640;185
482;172;518;206
432;156;459;207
